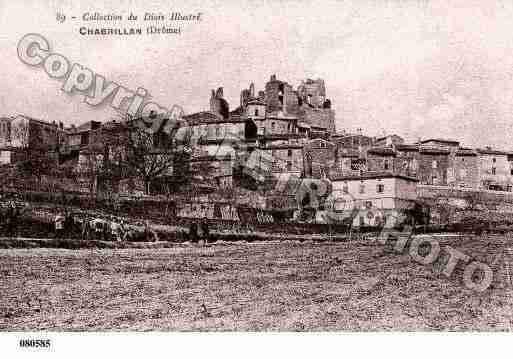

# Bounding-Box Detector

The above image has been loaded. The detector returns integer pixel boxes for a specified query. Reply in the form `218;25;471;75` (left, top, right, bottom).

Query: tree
110;112;182;196
83;112;194;197
125;126;174;195
10;117;56;190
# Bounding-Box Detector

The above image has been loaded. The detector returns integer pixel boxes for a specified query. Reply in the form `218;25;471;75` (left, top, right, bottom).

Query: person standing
144;219;159;242
189;222;198;242
200;222;210;243
111;220;121;242
95;219;104;241
81;218;91;241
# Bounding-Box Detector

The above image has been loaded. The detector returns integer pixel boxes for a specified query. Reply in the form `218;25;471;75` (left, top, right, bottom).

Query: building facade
330;173;418;227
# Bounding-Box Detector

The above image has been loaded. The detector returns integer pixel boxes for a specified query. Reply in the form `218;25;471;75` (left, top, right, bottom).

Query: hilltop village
1;74;512;226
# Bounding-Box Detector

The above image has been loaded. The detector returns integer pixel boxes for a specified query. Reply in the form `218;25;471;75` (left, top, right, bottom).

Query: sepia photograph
1;0;513;355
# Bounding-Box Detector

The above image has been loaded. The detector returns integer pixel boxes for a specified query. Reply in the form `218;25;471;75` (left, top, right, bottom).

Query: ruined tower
210;87;230;119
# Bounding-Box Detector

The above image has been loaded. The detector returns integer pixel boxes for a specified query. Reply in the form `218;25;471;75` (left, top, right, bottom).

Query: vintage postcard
0;0;512;354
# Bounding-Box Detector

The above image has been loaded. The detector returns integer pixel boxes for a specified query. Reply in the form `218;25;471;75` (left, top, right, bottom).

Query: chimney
270;74;276;81
249;83;255;97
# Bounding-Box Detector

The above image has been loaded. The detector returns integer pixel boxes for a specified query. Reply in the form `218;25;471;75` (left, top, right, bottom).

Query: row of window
341;183;385;194
490;167;513;175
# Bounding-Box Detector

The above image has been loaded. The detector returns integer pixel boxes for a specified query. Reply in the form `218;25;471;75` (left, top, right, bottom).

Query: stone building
303;138;337;179
0;114;66;164
331;130;374;150
374;134;404;147
476;147;513;191
296;78;336;133
67;120;102;150
180;74;339;187
447;148;479;189
366;144;451;185
358;137;513;192
366;147;396;173
331;147;365;177
264;74;299;115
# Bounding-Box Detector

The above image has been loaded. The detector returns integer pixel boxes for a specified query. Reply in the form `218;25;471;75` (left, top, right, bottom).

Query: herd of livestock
0;196;165;242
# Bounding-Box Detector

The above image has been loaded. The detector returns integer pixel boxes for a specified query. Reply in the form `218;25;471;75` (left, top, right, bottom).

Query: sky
1;0;513;149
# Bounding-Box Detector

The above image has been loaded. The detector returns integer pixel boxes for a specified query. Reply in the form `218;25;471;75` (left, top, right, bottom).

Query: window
359;216;365;226
342;183;348;193
493;158;497;163
359;182;365;194
365;201;372;209
255;109;259;116
286;161;292;171
377;183;385;193
288;149;292;157
492;167;496;175
510;169;513;176
271;122;275;131
216;126;220;137
80;134;89;145
384;160;389;170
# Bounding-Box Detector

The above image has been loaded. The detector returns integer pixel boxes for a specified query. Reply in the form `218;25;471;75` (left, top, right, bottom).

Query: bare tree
125;128;175;195
109;112;181;196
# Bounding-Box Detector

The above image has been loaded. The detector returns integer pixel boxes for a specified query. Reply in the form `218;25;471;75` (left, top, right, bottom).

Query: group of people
188;221;211;242
78;216;127;242
53;211;159;242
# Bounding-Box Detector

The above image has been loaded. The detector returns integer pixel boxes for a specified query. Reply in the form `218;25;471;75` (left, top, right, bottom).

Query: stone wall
297;106;335;133
448;154;480;189
303;139;337;178
264;76;299;115
262;147;303;174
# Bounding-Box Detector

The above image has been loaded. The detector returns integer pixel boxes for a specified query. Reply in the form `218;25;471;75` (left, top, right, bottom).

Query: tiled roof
263;144;303;150
182;111;220;125
337;148;360;157
419;146;451;155
396;144;419;151
421;138;460;145
329;171;418;182
367;147;396;156
476;148;513;156
376;134;402;141
455;148;477;156
263;133;306;141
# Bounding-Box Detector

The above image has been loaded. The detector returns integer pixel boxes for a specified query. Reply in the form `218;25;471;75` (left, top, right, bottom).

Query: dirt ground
1;234;513;330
